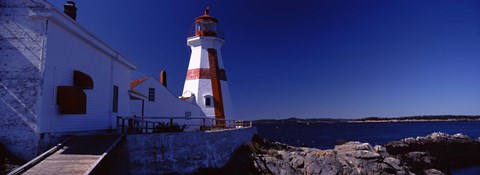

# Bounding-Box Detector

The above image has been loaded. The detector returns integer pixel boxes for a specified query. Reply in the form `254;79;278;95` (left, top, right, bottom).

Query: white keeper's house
0;0;234;161
0;0;137;160
129;73;205;118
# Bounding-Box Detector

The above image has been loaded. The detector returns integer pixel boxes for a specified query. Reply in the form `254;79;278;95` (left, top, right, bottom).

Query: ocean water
255;121;480;175
255;121;480;149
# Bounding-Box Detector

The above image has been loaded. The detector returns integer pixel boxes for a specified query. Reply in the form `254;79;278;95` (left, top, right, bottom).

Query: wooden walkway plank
12;134;124;175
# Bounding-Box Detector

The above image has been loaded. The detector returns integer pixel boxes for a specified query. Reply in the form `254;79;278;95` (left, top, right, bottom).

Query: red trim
195;30;217;37
208;49;226;125
130;76;149;89
186;68;227;81
186;68;214;80
129;90;147;98
194;7;217;22
194;16;218;23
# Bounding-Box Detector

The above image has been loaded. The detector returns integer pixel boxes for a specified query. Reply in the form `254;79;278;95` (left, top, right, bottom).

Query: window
204;95;213;107
219;69;227;81
148;88;155;101
205;97;211;106
112;85;119;113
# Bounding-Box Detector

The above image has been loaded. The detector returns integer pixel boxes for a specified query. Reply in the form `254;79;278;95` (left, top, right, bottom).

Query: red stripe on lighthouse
186;68;228;81
208;48;226;126
186;68;214;80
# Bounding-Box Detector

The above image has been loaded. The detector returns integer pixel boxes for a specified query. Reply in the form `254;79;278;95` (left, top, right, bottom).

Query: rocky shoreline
3;132;480;175
248;132;480;175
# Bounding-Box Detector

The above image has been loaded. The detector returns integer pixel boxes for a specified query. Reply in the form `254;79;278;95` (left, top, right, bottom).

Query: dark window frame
112;85;119;113
205;95;213;107
148;88;155;101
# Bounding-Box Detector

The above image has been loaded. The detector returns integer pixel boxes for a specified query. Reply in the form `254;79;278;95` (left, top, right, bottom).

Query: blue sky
48;0;480;119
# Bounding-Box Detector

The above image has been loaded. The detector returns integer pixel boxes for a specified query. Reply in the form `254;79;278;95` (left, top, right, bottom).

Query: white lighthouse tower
182;7;234;124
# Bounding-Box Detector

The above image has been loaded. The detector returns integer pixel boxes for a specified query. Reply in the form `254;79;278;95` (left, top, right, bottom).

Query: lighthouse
182;7;234;124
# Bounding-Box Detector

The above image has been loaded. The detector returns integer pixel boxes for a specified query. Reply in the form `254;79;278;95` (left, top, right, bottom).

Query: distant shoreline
254;115;480;124
349;119;480;123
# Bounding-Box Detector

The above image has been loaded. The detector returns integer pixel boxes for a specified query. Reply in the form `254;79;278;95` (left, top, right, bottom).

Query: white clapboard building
0;0;137;160
129;73;205;118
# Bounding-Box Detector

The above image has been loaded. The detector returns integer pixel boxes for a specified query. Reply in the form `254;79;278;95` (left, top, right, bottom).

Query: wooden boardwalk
16;134;123;175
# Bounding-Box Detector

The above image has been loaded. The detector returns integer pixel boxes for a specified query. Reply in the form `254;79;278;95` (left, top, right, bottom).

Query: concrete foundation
98;127;256;175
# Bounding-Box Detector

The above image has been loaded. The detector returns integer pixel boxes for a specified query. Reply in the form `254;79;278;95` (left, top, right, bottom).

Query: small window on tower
205;95;213;107
148;88;155;101
205;97;211;106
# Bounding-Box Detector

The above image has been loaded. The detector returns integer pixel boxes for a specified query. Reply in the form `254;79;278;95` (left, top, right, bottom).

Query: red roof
130;76;149;89
129;90;147;98
195;6;217;22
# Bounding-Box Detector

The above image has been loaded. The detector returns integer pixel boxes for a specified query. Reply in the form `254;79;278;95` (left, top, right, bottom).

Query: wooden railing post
145;122;148;133
152;122;156;133
116;116;119;131
148;122;151;133
128;119;133;133
121;118;125;133
149;122;152;133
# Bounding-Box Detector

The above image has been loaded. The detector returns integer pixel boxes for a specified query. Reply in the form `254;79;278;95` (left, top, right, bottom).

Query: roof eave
30;7;137;70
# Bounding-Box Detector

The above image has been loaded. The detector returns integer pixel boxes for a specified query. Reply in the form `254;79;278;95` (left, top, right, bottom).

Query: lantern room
192;6;221;37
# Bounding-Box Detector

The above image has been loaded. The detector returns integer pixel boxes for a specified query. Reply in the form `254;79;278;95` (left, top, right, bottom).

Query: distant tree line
254;117;348;124
354;115;480;121
253;115;480;124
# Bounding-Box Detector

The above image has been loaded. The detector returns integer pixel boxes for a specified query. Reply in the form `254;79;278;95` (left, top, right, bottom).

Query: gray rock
383;157;402;170
375;162;407;175
453;133;469;139
316;156;341;175
405;151;432;165
304;152;319;167
374;145;389;157
424;168;446;175
341;150;381;159
266;162;281;175
304;160;321;175
289;155;304;168
251;132;480;175
428;132;449;140
402;137;416;143
355;142;374;151
334;141;370;152
277;150;290;160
